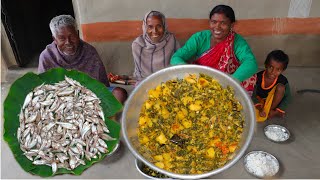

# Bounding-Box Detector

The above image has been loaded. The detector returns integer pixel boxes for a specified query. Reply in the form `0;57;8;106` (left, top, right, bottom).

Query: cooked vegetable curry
142;163;169;178
138;73;244;174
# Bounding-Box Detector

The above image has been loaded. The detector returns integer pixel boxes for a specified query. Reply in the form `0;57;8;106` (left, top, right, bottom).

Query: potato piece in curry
138;73;244;174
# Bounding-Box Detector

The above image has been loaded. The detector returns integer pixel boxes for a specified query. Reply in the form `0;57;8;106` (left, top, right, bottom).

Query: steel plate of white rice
264;125;290;142
244;151;279;178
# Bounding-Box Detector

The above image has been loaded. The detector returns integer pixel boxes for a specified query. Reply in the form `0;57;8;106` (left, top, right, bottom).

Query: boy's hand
256;106;266;117
259;110;266;117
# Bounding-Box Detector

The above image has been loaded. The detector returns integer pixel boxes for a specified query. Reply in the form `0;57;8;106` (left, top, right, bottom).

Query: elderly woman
132;11;180;83
38;15;127;104
170;5;258;94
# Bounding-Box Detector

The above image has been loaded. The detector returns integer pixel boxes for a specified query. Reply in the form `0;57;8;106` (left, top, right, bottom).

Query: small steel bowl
135;159;172;179
264;125;290;143
243;150;280;178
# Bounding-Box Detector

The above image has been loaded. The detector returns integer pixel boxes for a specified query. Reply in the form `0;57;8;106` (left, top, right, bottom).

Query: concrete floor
1;66;320;179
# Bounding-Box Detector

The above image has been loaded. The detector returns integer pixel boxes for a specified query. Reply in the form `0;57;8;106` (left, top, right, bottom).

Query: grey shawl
132;11;180;81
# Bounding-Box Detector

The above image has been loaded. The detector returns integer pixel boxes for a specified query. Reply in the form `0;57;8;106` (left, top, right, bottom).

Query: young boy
252;50;291;122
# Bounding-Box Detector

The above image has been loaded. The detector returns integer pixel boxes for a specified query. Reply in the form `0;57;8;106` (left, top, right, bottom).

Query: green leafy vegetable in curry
142;163;169;178
137;73;244;174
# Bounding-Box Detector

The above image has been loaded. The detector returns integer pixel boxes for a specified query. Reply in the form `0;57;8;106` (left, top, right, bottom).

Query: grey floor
1;66;320;179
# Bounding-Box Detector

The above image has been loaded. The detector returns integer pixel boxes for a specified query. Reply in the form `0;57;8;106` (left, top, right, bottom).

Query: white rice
245;152;279;177
265;126;289;142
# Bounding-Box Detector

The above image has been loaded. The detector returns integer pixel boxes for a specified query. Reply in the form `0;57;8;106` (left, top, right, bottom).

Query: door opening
1;0;75;67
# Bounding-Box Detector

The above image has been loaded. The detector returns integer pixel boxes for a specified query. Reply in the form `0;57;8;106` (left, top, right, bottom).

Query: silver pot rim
122;65;256;179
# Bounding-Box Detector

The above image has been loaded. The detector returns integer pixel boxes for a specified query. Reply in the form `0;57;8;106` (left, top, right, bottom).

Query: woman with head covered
132;11;180;84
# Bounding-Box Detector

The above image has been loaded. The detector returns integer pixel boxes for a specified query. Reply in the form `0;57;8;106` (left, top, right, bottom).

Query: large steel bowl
121;65;256;179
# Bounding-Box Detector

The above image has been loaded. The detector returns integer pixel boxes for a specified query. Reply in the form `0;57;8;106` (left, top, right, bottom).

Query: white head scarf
132;10;180;81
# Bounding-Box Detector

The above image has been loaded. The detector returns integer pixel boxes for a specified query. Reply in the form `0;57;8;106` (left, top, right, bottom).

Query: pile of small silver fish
17;76;116;174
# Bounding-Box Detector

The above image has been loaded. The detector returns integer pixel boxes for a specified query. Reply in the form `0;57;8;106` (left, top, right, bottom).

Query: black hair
265;50;289;70
209;5;235;23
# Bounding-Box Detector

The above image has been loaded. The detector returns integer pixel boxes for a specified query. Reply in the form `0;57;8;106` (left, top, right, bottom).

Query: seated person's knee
112;87;128;104
276;84;285;93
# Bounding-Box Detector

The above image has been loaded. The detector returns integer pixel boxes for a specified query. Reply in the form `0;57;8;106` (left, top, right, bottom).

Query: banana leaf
3;68;122;177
